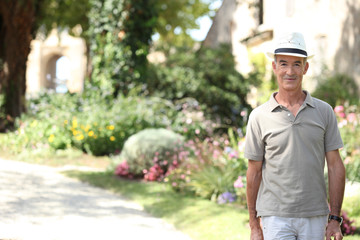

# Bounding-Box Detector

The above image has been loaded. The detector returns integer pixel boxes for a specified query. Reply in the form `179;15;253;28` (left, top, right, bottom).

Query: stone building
26;29;87;94
204;0;360;96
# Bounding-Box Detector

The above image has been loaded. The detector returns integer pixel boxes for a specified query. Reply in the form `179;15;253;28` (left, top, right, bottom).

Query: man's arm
246;159;263;240
325;149;346;240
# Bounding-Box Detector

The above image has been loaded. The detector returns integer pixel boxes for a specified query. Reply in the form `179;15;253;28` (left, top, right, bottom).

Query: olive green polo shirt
244;91;343;218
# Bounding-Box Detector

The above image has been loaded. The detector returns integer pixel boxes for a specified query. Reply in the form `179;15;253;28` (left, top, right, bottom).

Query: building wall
206;0;360;94
26;29;87;94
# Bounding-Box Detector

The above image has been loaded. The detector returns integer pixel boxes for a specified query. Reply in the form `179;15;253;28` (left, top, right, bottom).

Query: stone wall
26;29;87;94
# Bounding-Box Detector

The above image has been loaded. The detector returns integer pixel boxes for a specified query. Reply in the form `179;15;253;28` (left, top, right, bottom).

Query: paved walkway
0;158;192;240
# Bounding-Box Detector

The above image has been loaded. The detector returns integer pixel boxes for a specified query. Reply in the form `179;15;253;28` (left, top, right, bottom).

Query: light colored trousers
262;215;328;240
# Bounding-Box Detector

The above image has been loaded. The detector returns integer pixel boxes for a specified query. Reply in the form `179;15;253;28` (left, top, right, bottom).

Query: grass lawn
64;170;251;240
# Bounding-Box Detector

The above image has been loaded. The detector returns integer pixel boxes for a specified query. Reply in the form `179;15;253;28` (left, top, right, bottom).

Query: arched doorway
44;55;70;93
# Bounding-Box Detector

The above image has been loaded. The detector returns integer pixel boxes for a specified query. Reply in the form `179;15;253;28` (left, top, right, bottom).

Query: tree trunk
0;0;35;130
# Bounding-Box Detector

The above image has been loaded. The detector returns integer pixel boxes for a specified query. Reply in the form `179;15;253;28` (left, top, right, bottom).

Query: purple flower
217;192;237;204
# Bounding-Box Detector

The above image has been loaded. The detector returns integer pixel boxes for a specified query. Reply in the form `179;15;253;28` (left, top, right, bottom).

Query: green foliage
154;0;211;51
4;91;187;156
114;128;185;176
166;134;248;205
189;163;240;201
336;105;360;182
35;0;90;38
312;73;360;108
87;0;157;97
149;44;260;128
249;52;277;105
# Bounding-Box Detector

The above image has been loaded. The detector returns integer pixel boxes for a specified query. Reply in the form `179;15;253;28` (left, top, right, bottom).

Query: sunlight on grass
65;171;251;240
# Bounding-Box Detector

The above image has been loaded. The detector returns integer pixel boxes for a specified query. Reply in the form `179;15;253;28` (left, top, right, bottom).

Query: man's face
272;54;309;92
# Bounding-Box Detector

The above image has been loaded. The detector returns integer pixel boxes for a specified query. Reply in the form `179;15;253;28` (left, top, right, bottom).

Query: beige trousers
262;215;328;240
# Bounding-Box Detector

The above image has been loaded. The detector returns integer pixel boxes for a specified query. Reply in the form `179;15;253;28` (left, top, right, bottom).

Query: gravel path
0;158;192;240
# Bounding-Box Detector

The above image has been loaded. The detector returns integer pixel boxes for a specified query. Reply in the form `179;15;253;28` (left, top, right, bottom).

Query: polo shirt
244;91;343;218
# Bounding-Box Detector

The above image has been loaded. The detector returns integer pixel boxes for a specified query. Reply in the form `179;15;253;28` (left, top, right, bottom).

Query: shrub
5;91;190;156
312;73;359;108
148;44;260;128
113;128;185;179
335;104;360;182
165;130;248;205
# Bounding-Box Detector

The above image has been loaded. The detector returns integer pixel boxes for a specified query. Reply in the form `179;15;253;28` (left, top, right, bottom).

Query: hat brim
266;52;314;60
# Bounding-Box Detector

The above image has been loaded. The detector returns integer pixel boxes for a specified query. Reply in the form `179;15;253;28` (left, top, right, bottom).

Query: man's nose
286;66;295;75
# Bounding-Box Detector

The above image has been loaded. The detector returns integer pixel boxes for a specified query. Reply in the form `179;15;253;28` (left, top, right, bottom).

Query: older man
245;32;345;240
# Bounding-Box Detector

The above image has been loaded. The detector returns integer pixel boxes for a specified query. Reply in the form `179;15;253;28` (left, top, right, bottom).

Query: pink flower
229;151;239;159
115;161;130;176
338;112;346;118
344;157;351;165
234;176;244;188
334;105;344;113
347;113;357;123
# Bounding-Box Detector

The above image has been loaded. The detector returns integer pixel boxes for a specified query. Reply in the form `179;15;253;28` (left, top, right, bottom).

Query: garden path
0;158;192;240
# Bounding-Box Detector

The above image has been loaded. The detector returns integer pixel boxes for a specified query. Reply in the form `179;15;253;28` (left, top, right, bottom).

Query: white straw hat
266;32;314;60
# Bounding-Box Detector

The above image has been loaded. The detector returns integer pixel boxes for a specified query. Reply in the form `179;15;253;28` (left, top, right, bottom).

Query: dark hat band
275;48;307;56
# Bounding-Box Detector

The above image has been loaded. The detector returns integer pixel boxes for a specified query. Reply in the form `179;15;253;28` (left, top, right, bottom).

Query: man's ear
272;61;277;72
303;62;309;75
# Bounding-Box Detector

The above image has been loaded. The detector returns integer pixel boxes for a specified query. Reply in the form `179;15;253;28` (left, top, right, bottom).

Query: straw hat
266;32;314;60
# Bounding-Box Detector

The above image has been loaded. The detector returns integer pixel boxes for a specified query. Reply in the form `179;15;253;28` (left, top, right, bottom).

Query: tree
0;0;38;130
88;0;158;97
0;0;89;130
154;0;211;52
0;0;216;130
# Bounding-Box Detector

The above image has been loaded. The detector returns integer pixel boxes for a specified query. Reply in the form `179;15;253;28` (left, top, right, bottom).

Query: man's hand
326;221;343;240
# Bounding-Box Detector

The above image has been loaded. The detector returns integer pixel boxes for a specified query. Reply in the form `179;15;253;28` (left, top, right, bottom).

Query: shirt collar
268;90;315;112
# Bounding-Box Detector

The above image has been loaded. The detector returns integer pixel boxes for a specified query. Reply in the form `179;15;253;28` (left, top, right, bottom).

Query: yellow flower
85;124;91;132
48;134;55;143
110;136;115;141
107;125;115;130
30;120;38;128
64;120;68;125
93;135;98;139
88;131;94;137
72;118;78;128
76;134;84;141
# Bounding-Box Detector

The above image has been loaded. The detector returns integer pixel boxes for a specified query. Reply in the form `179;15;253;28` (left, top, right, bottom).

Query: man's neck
275;89;306;107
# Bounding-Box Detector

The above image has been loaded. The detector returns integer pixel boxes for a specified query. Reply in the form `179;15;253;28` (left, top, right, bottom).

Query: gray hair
274;55;307;65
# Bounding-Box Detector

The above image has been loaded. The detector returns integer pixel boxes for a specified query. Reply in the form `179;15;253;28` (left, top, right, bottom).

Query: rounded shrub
115;128;185;179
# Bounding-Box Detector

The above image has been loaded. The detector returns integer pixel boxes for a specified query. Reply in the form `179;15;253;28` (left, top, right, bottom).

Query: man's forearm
327;154;346;216
246;162;262;228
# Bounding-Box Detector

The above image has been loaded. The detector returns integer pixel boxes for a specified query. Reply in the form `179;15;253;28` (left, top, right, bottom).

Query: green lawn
64;170;251;240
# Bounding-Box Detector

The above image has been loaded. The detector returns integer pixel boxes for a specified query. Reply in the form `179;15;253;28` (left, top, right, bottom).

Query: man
244;32;346;240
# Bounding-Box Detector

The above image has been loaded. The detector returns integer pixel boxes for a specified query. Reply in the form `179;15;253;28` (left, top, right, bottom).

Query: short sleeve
244;110;265;161
324;105;344;152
